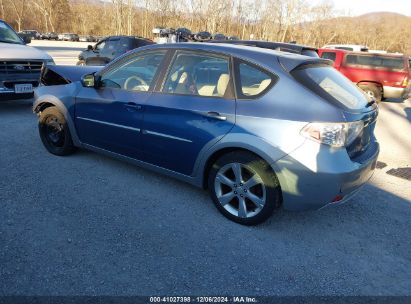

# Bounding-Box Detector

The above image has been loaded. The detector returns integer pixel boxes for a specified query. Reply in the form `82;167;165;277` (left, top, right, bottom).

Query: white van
0;19;54;100
322;44;369;52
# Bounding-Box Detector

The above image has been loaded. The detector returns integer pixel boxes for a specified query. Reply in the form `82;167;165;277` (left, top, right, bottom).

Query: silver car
33;43;379;225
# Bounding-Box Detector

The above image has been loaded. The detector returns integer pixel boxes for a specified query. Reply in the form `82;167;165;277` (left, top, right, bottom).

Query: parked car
17;32;32;44
77;35;154;66
323;44;369;52
0;19;54;101
211;40;319;57
213;33;227;40
19;30;41;40
318;49;410;101
60;33;79;41
79;35;96;42
41;32;58;40
34;43;379;225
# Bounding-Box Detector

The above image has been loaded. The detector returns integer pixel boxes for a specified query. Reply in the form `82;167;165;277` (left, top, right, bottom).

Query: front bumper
273;140;379;211
0;83;37;101
383;86;410;99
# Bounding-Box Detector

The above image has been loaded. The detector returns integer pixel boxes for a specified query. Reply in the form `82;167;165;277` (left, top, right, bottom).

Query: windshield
292;65;369;110
0;21;23;44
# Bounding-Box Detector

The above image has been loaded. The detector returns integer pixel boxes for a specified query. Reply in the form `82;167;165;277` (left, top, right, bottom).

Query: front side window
292;65;369;110
100;51;166;91
163;52;230;97
238;62;274;97
95;40;106;51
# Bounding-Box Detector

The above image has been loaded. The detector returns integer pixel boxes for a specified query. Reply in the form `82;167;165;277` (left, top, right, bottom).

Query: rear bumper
273;140;379;211
383;86;410;99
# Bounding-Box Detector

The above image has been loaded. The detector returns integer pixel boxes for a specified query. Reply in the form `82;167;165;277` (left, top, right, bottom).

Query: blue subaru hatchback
34;43;379;225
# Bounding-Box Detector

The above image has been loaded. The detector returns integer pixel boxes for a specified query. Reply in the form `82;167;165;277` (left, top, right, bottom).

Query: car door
74;50;167;159
141;50;236;176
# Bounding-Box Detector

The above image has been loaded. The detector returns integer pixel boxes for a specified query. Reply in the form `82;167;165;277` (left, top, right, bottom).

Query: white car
0;19;54;101
322;44;369;52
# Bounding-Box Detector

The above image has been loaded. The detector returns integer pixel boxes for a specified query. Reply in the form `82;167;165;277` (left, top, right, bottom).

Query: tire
38;106;76;156
208;151;282;225
359;84;382;102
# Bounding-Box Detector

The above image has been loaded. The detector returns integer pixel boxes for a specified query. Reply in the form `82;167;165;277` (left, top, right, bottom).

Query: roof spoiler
278;56;333;73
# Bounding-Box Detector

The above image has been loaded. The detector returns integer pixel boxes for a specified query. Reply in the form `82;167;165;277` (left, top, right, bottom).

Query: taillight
402;76;409;87
300;121;364;147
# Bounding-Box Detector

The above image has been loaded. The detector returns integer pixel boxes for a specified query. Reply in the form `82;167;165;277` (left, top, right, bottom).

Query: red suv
318;49;410;101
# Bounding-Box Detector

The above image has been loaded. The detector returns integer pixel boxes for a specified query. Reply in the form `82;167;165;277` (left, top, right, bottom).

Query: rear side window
345;54;404;70
321;52;336;62
237;62;275;98
292;65;368;110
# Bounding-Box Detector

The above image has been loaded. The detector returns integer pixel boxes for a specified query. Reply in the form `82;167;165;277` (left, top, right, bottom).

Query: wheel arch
198;141;286;191
200;145;285;210
33;95;81;147
357;81;383;91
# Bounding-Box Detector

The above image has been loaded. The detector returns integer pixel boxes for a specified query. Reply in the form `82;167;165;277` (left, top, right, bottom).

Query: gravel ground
0;97;410;297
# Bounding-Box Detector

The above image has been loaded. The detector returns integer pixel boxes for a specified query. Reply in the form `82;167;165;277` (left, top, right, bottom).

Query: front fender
33;83;81;147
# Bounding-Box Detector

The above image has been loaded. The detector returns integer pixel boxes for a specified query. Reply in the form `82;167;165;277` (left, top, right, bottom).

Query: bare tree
0;0;409;54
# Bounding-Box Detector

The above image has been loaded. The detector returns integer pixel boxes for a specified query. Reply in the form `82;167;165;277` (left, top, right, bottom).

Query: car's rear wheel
359;84;382;102
38;106;76;156
208;151;281;225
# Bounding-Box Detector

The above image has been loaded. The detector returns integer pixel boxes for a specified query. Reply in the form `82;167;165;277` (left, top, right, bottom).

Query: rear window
320;52;337;62
335;47;354;51
345;54;404;70
292;65;369;110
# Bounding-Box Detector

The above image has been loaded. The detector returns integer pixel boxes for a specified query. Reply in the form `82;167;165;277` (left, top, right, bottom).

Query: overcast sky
324;0;411;16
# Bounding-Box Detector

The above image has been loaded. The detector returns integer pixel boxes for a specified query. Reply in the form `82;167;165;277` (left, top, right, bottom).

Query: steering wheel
124;76;148;90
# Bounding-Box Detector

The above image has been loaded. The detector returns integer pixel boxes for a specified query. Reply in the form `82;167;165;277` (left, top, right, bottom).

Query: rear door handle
125;102;143;111
204;111;227;121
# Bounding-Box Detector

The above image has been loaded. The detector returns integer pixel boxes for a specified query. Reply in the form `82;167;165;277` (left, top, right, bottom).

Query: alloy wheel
214;162;266;218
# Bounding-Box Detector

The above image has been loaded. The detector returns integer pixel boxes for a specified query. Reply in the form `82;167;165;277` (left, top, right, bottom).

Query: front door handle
125;102;142;111
204;111;227;121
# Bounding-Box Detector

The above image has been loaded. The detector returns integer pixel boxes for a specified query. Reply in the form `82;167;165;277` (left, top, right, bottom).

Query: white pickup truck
0;19;54;100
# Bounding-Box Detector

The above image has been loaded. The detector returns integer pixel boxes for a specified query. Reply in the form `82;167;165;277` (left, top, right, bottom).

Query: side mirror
87;45;93;51
22;36;31;44
81;74;95;87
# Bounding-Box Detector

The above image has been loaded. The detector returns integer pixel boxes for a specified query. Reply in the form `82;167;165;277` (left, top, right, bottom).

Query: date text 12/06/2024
149;296;257;303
